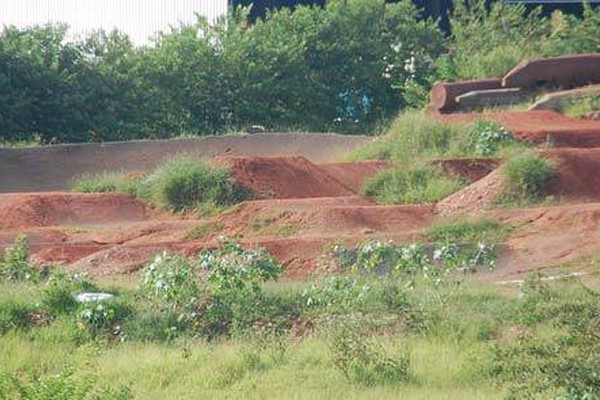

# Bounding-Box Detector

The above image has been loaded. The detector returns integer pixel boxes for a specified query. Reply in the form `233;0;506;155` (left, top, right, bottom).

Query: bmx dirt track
3;113;600;280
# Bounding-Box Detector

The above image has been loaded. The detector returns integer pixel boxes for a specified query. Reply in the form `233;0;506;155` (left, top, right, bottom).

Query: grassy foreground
1;233;599;399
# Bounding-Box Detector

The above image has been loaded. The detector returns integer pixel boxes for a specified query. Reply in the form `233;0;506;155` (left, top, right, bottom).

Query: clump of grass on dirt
136;157;251;212
426;218;512;245
362;165;466;204
72;171;127;193
559;94;600;118
498;151;558;204
71;157;251;213
350;111;469;163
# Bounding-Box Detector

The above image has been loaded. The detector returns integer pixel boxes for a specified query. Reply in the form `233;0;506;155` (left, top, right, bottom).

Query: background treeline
1;0;599;144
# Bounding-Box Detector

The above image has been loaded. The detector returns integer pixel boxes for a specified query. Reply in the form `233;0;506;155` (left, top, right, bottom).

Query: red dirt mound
320;161;394;193
0;192;148;230
431;158;501;183
435;169;503;217
491;202;600;278
544;148;600;202
440;110;600;147
214;156;355;199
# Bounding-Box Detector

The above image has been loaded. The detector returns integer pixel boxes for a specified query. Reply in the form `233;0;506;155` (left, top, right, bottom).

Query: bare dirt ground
3;115;600;279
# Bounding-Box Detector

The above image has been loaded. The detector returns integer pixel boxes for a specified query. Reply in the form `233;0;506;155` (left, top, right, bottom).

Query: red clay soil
543;148;600;202
320;161;394;193
438;110;600;147
0;192;148;230
490;202;600;279
214;156;356;199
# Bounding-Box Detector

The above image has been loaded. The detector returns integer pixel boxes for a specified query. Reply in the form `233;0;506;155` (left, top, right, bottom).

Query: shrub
327;240;497;281
0;235;37;282
139;242;283;338
500;152;558;202
0;367;132;400
0;300;36;334
468;120;514;156
137;157;250;212
41;270;99;314
362;165;465;204
327;319;410;386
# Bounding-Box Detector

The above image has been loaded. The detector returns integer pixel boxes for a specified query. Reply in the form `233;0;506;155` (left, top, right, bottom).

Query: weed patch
362;165;465;204
499;151;558;204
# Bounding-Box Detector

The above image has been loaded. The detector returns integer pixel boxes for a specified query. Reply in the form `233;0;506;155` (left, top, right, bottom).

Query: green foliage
41;270;99;315
71;172;125;193
140;242;283;338
0;235;37;282
351;111;469;162
468;120;514;156
327;239;496;282
362;165;465;204
327;319;410;386
0;301;36;334
0;368;132;400
137;157;250;212
500;152;558;203
426;218;511;245
487;279;600;399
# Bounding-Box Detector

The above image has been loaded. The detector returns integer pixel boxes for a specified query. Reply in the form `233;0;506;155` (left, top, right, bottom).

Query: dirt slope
439;110;600;147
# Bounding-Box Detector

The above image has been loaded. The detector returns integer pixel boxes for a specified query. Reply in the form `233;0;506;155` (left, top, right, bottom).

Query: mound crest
0;192;148;230
214;156;355;199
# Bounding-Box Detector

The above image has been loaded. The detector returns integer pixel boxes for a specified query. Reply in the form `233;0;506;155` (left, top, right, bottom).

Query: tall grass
362;165;465;204
349;111;470;163
499;151;558;204
71;157;251;212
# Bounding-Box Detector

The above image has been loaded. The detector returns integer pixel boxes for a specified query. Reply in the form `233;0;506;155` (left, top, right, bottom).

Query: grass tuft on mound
362;165;465;204
499;151;558;204
136;157;251;212
72;157;251;213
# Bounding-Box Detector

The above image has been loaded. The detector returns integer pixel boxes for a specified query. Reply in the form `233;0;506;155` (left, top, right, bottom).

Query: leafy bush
0;300;36;334
487;280;600;399
0;368;132;400
327;240;496;281
500;152;558;202
362;165;465;204
327;319;410;386
302;276;372;313
137;157;250;212
41;270;99;314
0;235;38;282
468;120;514;156
140;242;283;338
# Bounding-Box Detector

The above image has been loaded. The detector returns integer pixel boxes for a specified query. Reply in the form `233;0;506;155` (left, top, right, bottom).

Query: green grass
559;94;600;118
71;157;252;213
362;165;466;204
426;218;512;244
135;157;251;212
349;111;470;163
498;151;558;205
72;171;128;193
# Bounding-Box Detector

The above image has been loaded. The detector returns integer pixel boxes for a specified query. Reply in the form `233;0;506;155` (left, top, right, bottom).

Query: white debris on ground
74;292;115;303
